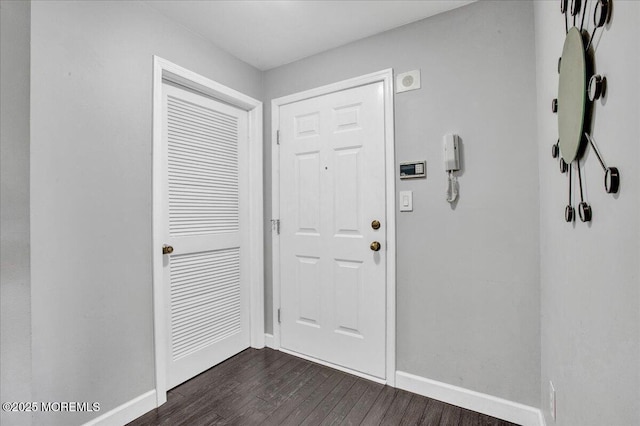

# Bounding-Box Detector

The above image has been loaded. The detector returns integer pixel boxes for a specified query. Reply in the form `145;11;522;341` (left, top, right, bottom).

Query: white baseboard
82;390;157;426
395;371;545;426
265;333;275;348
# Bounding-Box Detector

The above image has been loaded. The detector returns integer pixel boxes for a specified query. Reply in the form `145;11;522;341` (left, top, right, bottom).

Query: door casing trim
151;56;264;406
270;69;396;386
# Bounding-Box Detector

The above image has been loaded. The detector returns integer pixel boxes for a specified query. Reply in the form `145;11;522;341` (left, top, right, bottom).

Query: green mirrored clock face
558;27;587;164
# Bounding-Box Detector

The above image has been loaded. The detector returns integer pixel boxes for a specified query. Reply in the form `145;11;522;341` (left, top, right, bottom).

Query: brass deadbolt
162;244;174;255
371;220;381;230
370;241;381;252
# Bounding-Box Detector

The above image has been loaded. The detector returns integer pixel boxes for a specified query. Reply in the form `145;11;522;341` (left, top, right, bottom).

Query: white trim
270;118;281;349
270;69;396;385
151;57;167;407
381;69;397;387
248;103;265;350
272;70;393;107
279;348;386;385
151;56;264;407
395;371;545;426
82;390;156;426
265;333;275;348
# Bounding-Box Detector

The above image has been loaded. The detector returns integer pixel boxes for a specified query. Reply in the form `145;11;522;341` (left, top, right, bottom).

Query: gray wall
29;1;262;424
1;2;32;426
264;1;540;407
534;1;640;425
15;2;640;423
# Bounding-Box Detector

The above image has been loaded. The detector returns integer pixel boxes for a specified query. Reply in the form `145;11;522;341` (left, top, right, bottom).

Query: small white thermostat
400;161;426;179
396;70;421;93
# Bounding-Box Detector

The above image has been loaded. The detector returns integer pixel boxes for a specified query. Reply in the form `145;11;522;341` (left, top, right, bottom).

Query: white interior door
278;81;387;379
161;82;250;389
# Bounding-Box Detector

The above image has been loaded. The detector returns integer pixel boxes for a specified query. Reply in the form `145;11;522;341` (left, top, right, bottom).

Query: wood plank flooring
128;348;520;426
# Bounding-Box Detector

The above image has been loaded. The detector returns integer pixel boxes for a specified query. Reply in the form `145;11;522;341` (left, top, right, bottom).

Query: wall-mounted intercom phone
444;134;460;203
444;134;460;172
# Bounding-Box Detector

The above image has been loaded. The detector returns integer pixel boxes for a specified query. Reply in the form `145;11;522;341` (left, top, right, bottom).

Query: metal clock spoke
576;160;592;222
585;132;620;194
579;0;588;31
561;0;569;33
565;163;575;222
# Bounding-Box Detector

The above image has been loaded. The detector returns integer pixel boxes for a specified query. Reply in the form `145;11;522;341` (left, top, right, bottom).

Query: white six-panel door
161;82;250;389
278;82;387;379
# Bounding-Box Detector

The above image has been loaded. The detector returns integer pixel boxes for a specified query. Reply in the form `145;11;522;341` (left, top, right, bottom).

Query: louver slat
167;95;239;237
170;248;241;360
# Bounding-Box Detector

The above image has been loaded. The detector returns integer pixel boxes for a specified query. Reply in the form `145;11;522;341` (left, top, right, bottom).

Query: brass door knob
371;220;381;230
162;244;174;255
370;241;381;252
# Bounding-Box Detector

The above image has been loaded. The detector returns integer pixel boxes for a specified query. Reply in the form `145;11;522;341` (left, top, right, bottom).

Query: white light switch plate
399;190;413;212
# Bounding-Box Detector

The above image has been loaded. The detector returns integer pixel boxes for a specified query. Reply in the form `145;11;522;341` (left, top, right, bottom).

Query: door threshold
278;347;387;385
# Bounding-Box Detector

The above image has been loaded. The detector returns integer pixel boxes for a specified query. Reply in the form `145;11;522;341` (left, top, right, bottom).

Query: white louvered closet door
161;83;250;389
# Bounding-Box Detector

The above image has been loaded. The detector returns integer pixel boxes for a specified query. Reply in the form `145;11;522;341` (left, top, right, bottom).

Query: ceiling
144;0;475;71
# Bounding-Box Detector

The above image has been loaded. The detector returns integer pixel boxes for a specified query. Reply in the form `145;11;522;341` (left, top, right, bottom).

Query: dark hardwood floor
128;348;520;426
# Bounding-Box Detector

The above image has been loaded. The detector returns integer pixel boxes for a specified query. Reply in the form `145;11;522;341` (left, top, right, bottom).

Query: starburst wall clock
551;0;619;223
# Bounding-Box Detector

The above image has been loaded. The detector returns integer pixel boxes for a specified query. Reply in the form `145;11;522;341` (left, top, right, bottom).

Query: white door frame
151;56;264;406
270;69;396;386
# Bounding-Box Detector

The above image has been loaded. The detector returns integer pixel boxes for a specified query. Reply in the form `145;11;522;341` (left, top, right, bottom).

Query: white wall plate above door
396;70;421;93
